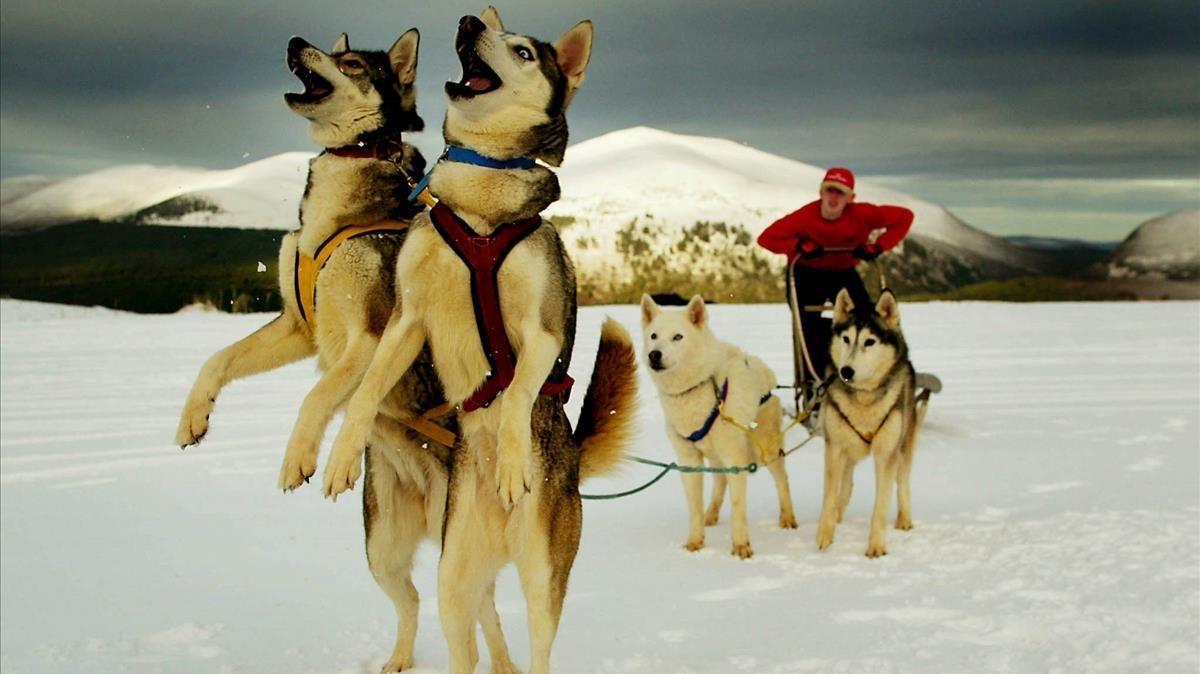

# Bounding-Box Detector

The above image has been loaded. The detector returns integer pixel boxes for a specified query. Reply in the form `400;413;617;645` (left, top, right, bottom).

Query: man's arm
757;209;808;256
871;205;914;251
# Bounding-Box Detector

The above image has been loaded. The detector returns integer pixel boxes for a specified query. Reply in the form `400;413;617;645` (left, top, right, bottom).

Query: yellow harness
293;219;457;448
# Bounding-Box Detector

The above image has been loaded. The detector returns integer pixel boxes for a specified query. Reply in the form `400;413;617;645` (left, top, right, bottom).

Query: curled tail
575;317;638;480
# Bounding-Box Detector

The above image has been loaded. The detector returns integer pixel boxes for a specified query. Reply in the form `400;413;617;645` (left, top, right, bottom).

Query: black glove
854;243;882;261
797;239;824;259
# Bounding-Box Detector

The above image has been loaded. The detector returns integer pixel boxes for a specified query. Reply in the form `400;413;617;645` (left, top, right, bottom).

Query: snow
0;153;312;230
1109;209;1200;279
2;299;1198;673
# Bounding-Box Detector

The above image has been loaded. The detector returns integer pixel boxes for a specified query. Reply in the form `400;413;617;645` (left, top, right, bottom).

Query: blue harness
408;146;538;203
684;379;775;443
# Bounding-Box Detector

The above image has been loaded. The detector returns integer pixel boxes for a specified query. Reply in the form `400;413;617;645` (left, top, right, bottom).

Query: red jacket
757;200;913;270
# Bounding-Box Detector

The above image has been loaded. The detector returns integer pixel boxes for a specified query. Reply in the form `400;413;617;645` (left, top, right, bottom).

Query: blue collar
408;146;538;203
444;146;538;170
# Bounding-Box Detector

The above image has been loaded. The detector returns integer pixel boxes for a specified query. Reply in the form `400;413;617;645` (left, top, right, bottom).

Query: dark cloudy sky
2;0;1197;240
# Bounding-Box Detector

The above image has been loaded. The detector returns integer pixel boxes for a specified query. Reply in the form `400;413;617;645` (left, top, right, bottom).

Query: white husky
640;295;798;559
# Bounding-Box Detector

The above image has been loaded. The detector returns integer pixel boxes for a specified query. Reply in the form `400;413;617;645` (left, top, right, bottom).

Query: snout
839;366;855;382
457;15;486;49
287;36;314;67
648;350;665;371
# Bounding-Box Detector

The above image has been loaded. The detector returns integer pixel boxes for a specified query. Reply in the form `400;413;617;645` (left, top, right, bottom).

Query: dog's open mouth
285;38;333;105
446;33;501;98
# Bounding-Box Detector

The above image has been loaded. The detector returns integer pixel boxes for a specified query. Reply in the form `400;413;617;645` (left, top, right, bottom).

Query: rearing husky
319;9;636;674
173;32;520;673
818;289;928;558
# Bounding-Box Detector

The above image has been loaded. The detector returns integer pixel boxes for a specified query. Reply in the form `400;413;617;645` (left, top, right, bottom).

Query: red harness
429;202;574;412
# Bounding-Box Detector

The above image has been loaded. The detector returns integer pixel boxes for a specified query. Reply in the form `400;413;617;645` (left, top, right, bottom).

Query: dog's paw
278;440;319;492
488;658;521;674
704;510;720;526
322;443;363;501
379;652;413;673
779;512;799;529
731;542;754;559
495;449;531;509
683;537;705;552
816;525;835;551
174;396;214;448
895;514;913;530
865;541;888;558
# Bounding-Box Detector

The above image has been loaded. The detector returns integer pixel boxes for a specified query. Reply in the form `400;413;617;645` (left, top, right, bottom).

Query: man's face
820;186;854;220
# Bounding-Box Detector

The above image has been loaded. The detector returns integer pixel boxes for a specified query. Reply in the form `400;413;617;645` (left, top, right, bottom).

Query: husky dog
640;295;798;559
817;289;928;558
173;33;519;673
318;8;636;674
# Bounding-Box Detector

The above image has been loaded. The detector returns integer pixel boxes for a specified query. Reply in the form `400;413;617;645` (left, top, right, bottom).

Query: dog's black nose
839;366;855;381
287;37;312;62
648;350;662;366
459;15;486;34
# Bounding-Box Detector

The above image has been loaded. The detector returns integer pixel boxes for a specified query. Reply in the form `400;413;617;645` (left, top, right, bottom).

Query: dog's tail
575;317;638;481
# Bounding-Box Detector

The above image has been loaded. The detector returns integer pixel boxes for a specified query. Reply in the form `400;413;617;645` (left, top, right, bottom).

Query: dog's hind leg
279;330;377;491
515;491;582;674
764;458;798;529
363;446;426;673
895;420;922;531
704;471;726;526
439;470;502;674
478;581;518;674
176;314;313;447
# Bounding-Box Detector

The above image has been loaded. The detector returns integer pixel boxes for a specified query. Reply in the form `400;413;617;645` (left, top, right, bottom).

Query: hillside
1107;209;1200;281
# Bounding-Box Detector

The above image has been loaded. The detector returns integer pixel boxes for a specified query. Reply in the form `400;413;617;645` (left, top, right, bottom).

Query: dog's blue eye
515;46;534;61
672;334;683;341
864;338;876;347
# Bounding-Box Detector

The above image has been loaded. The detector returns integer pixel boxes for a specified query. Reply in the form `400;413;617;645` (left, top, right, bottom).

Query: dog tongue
466;76;492;92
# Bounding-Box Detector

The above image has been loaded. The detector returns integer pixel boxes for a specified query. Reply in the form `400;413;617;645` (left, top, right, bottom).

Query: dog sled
780;249;942;431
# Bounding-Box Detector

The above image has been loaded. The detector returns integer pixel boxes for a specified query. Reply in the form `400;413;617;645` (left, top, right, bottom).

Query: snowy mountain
545;127;1045;299
0;127;1045;296
0;153;311;233
1107;209;1200;281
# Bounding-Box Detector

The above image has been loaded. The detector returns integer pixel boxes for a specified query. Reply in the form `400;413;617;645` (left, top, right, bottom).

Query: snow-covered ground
1;299;1197;673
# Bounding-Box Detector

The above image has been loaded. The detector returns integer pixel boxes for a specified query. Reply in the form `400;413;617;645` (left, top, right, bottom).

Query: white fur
641;295;798;559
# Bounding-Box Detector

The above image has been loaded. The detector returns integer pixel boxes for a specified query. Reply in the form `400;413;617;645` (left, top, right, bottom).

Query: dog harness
428;202;574;412
293;220;409;332
682;378;775;443
825;393;901;444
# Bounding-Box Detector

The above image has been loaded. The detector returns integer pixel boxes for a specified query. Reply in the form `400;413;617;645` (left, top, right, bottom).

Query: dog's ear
388;29;420;85
686;295;707;328
331;33;350;55
481;6;504;31
640;294;659;326
555;20;593;104
875;290;900;330
833;288;855;324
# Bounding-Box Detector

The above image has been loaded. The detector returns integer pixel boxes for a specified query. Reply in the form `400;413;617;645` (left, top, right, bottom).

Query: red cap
821;167;855;194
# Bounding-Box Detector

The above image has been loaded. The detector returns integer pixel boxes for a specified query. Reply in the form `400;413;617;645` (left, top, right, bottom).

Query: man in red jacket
757;167;913;384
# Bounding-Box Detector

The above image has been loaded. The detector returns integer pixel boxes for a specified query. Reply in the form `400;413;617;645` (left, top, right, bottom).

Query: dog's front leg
323;311;426;499
176;314;314;447
495;327;560;508
668;435;706;551
278;330;377;491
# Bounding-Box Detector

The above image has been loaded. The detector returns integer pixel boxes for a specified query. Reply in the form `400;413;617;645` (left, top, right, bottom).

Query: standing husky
318;9;638;674
817;288;928;558
640;295;798;559
173;33;518;673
